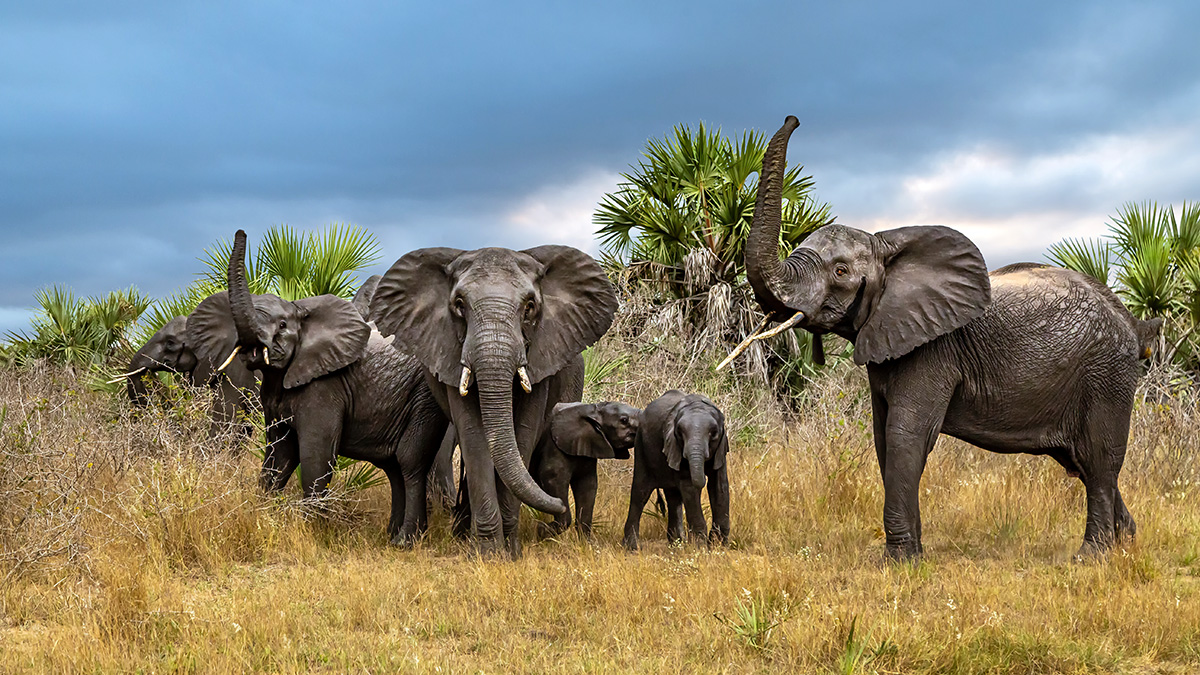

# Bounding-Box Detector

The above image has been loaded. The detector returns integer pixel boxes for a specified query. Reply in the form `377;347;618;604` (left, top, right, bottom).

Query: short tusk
715;311;805;372
517;366;532;393
459;365;472;397
217;345;241;372
263;348;270;366
106;366;147;384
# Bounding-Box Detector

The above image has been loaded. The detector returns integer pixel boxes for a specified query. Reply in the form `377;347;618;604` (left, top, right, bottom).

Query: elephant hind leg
1074;399;1132;557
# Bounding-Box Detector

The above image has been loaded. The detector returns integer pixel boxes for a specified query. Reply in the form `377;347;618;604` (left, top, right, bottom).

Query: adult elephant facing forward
371;246;617;558
733;116;1158;560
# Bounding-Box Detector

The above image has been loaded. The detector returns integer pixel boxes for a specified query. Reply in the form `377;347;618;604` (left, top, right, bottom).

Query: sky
3;1;1199;333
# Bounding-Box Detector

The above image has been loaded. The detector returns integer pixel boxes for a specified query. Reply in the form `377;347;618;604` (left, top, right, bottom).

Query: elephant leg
1114;487;1136;541
571;464;598;540
1076;403;1132;557
295;416;342;501
380;461;405;541
869;379;888;481
880;387;951;561
499;388;549;559
430;427;458;512
395;407;448;546
664;488;685;544
678;481;709;547
452;463;472;539
622;469;655;551
707;467;730;546
260;422;299;492
497;483;523;559
535;452;573;541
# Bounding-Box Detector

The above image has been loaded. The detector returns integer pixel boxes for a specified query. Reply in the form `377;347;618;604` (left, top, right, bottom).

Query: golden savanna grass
2;324;1200;673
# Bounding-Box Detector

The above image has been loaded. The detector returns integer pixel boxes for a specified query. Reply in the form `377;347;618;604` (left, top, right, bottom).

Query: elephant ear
662;400;685;471
522;245;619;384
352;275;382;320
370;248;465;386
710;404;728;471
550;403;620;459
187;292;240;385
285;295;370;388
855;226;991;365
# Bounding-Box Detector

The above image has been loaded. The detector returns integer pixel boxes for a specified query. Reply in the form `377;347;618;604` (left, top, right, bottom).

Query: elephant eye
620;415;628;424
452;295;465;316
279;319;287;329
524;299;537;320
834;264;849;278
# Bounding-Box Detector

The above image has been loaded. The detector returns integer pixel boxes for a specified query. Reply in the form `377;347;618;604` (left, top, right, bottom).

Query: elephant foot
389;532;417;550
883;537;922;562
1073;538;1113;562
622;535;639;552
537;520;568;541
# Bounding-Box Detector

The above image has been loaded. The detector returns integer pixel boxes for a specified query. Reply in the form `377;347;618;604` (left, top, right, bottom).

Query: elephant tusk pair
517;366;532;394
459;366;472;397
715;311;806;372
105;366;147;384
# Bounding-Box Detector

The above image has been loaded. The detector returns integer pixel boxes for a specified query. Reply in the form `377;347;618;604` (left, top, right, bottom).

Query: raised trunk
227;230;258;345
687;445;707;489
475;359;566;515
746;115;801;316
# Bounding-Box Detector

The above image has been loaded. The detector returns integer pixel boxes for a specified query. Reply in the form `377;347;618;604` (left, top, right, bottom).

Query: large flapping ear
522;245;618;384
285;295;370;388
662;400;686;471
855;226;991;365
550;403;620;459
186;292;240;385
370;248;465;386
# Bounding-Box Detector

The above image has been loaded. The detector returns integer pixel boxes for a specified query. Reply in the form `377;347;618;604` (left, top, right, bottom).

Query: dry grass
3;327;1200;673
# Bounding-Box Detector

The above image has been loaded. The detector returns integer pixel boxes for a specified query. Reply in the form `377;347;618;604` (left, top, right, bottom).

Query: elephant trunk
125;352;154;407
227;230;259;347
687;443;707;489
745;115;801;317
475;360;567;515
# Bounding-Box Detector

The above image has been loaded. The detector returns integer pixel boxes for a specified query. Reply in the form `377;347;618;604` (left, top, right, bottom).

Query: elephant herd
121;116;1160;561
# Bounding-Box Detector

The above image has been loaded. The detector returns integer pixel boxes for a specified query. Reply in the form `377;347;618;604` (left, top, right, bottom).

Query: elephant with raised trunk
123;315;258;441
733;116;1156;560
371;246;618;558
188;231;449;545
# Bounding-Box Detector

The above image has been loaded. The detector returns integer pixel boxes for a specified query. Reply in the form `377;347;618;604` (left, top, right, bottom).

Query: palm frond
1045;238;1112;284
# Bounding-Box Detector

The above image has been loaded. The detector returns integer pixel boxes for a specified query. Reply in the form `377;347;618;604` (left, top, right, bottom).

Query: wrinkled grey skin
745;116;1154;560
623;391;729;550
127;315;258;441
531;401;641;540
189;231;449;545
371;246;617;558
356;273;458;509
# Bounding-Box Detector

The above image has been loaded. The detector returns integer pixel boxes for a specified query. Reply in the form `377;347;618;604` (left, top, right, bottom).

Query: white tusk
106;366;147;384
263;349;270;365
217;345;241;372
459;366;472;397
715;311;805;372
517;366;532;393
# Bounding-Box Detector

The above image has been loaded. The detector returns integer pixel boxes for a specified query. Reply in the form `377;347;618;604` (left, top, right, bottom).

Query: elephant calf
531;401;640;540
623;390;730;550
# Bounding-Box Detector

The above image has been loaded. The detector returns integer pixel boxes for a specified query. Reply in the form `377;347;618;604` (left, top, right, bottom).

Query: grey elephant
370;245;618;557
622;391;730;550
355;273;458;508
734;115;1155;560
189;231;449;545
122;315;258;441
531;401;641;540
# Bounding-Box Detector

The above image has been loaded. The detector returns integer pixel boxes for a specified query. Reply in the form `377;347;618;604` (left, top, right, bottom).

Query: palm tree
593;122;835;385
2;286;151;370
1048;201;1200;367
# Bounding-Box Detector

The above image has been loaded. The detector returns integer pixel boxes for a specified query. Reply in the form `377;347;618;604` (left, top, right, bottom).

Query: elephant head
550;401;641;460
742;116;991;365
188;230;371;390
370;245;618;515
662;393;726;489
125;316;198;406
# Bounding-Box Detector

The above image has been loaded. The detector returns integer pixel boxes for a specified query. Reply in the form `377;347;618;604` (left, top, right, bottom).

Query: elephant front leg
570;464;598;540
663;489;685;544
678;481;709;547
535;461;573;541
706;467;730;546
622;470;654;551
260;422;299;492
880;395;948;561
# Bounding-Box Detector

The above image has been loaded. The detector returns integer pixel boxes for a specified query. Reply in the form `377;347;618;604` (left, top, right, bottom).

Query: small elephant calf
532;401;640;540
623;390;730;550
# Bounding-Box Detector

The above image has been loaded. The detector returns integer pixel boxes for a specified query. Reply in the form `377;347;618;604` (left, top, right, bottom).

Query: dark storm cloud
2;0;1199;329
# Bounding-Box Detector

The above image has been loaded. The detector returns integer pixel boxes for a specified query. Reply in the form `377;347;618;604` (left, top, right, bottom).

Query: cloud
502;171;621;254
827;123;1200;265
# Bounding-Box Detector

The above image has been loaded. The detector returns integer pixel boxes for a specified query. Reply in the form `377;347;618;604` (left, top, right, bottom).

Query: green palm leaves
3;286;150;369
594;122;833;286
1048;201;1200;365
